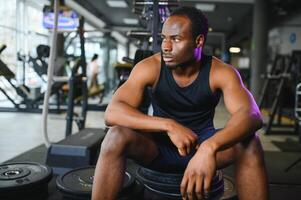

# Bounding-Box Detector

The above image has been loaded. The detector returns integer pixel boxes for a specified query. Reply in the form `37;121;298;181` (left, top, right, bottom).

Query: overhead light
123;18;138;25
195;3;216;12
209;27;213;32
106;0;128;8
229;47;241;53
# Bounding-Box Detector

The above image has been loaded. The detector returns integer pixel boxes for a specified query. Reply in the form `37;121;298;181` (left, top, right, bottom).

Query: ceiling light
209;27;213;32
229;47;241;53
123;18;138;25
195;3;216;12
106;0;128;8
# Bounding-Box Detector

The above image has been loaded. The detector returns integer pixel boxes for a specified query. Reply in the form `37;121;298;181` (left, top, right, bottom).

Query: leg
216;133;269;200
92;126;158;200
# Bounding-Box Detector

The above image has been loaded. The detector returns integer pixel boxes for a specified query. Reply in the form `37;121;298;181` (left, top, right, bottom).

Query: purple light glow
194;47;202;61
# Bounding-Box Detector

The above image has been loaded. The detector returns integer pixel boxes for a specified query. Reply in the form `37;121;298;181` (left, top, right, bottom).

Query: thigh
110;127;159;166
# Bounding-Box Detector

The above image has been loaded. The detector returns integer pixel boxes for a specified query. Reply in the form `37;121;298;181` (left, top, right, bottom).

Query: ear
195;34;204;48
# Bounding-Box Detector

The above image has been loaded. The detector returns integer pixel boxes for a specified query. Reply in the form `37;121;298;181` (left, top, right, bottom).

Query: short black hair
91;53;98;61
170;6;209;42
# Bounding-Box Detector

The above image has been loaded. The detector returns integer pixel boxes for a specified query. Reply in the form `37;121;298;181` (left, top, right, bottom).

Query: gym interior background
0;0;301;199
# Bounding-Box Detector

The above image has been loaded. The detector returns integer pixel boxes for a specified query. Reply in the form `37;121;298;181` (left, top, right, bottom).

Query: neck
174;60;201;76
174;53;204;76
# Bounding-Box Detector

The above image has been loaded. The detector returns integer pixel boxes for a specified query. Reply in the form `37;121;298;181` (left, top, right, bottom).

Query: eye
173;38;180;42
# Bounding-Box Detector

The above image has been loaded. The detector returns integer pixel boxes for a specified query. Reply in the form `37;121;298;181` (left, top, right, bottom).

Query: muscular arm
105;55;171;132
180;60;263;199
203;60;263;152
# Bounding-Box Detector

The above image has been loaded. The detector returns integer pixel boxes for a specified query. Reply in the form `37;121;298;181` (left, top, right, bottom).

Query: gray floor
0;99;298;164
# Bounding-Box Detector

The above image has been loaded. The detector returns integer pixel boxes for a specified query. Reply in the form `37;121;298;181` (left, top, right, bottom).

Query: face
161;15;204;68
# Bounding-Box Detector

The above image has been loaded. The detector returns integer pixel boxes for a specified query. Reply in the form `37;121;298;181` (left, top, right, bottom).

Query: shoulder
210;56;243;90
135;52;161;67
128;52;161;85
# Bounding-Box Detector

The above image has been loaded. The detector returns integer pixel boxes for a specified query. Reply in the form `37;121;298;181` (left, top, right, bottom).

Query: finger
186;145;191;155
203;175;213;199
180;174;189;199
178;148;187;156
195;144;200;150
186;176;195;200
195;175;203;200
190;131;198;139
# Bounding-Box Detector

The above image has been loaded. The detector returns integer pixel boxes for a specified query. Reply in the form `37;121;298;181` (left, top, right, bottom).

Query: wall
268;13;301;57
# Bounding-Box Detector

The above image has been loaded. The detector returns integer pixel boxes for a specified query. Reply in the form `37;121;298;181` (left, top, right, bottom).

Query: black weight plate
137;167;221;185
136;167;223;194
0;162;52;192
56;166;134;198
220;175;237;200
0;167;30;180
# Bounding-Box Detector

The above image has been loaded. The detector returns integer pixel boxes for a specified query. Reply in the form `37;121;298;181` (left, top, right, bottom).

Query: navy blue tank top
151;55;221;132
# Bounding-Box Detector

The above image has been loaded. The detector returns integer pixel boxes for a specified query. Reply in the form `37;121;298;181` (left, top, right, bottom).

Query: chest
153;72;216;111
172;71;200;88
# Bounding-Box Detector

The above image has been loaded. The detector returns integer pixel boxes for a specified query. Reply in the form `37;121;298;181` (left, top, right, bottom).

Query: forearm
202;108;263;152
104;101;172;132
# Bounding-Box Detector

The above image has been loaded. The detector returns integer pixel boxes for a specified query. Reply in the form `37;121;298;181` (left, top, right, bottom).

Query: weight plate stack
0;162;53;200
56;166;137;200
137;167;236;200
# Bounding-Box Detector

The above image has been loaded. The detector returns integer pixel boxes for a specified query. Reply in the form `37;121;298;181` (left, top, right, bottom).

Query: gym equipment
116;49;153;88
132;0;177;52
56;166;139;200
0;44;6;54
28;45;50;81
296;84;301;142
46;128;105;175
64;58;87;136
17;51;27;85
136;167;237;200
44;5;106;176
0;45;31;102
259;51;301;134
114;62;132;88
0;162;52;200
0;44;66;113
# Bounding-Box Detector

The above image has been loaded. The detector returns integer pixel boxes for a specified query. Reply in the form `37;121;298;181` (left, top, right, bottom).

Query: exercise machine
43;6;105;174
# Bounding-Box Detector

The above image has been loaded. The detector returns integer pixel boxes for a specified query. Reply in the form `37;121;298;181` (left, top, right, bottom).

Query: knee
100;126;134;156
236;134;265;166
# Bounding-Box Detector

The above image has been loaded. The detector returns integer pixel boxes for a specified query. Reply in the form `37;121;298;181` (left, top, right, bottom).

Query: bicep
220;67;259;114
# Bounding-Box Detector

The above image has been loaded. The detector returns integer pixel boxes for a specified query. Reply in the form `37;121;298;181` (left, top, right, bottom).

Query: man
92;6;268;200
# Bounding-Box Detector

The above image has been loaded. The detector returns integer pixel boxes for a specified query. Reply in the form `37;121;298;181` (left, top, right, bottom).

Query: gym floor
0;100;297;164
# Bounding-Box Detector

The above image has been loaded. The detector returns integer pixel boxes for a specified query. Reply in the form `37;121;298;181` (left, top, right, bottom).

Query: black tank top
151;55;221;132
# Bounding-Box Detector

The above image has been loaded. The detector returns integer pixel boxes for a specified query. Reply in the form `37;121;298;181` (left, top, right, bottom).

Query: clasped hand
181;145;216;200
166;122;217;200
166;122;198;156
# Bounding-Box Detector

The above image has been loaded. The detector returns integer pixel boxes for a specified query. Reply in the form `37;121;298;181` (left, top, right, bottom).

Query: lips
163;55;173;62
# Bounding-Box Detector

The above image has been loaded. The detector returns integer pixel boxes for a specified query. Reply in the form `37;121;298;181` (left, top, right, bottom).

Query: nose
162;39;172;53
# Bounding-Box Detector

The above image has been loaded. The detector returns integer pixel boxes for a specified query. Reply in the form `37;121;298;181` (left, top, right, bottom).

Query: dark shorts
145;127;218;173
